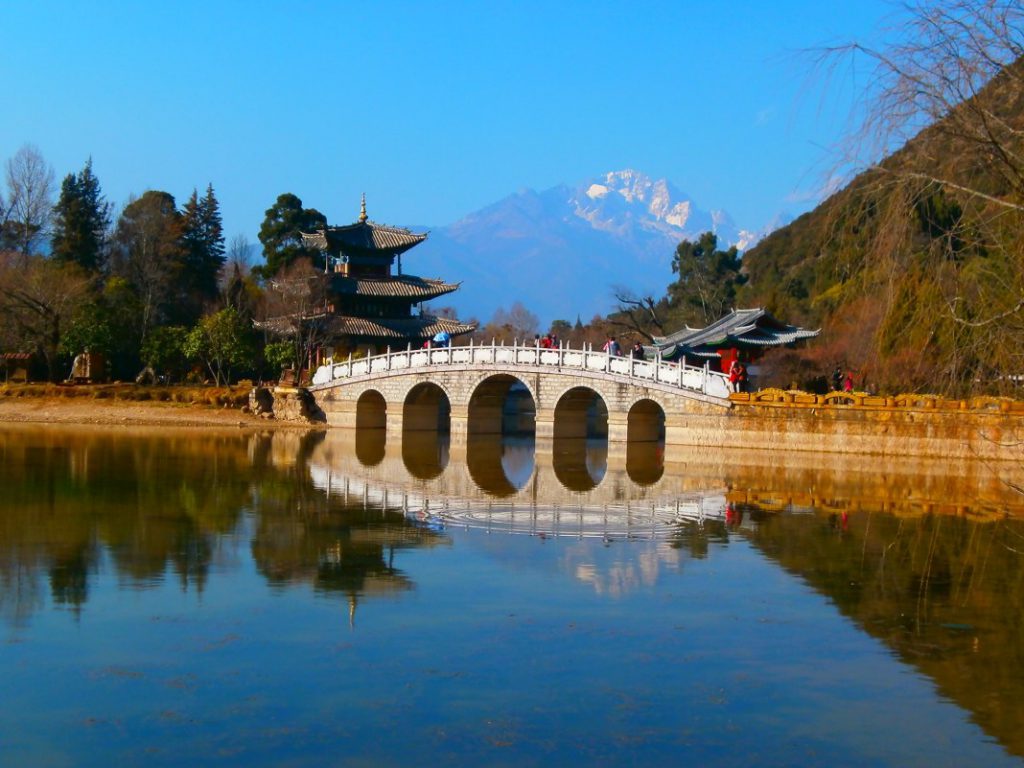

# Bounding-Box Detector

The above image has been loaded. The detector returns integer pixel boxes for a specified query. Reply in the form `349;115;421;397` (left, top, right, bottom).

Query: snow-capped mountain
409;170;782;326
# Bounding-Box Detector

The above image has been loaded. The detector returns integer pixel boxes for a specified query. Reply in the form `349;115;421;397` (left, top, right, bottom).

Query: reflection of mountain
744;511;1024;758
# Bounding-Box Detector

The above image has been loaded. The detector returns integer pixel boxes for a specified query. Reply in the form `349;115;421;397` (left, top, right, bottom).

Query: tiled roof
330;275;460;300
324;314;477;340
654;308;819;353
301;221;427;255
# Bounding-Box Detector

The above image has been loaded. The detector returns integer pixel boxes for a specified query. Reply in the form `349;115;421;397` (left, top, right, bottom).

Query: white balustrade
311;343;729;398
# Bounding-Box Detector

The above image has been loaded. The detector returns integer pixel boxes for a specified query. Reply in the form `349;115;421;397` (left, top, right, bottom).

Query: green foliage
183;307;256;386
257;193;327;277
667;232;746;327
141;325;188;378
59;301;114;357
180;184;225;317
50;158;111;272
264;340;295;372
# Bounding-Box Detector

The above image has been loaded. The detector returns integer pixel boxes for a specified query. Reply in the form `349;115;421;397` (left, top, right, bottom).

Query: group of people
727;358;749;393
831;366;854;393
601;336;646;359
534;333;559;349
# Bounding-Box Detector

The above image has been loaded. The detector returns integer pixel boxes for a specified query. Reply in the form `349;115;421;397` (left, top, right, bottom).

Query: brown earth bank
0;395;308;429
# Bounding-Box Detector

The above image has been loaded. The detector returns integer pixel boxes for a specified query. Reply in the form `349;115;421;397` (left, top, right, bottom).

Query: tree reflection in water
0;426;448;629
740;503;1024;758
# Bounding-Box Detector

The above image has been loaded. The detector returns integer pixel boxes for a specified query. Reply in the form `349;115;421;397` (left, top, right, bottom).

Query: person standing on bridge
831;366;843;392
728;358;741;393
631;342;645;360
603;336;620;356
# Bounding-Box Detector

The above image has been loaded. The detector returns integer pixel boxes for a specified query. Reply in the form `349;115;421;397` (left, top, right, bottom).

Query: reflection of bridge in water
307;431;729;539
298;429;1024;539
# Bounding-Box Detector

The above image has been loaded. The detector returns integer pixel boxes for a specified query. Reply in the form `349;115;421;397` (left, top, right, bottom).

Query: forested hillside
739;12;1024;395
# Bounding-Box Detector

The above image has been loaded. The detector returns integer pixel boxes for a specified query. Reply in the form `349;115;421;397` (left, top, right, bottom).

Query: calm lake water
2;424;1024;767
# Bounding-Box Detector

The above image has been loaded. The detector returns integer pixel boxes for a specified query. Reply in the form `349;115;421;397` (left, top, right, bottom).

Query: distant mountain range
408;170;787;326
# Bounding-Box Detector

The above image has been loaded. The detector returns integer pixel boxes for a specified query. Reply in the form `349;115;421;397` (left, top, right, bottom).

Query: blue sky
1;1;893;245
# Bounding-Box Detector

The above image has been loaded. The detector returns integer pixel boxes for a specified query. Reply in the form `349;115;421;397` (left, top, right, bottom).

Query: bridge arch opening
627;399;665;442
356;390;387;430
553;387;608;439
403;382;451;433
552;387;608;491
468;375;536;436
466;375;536;495
626;399;665;485
355;390;387;465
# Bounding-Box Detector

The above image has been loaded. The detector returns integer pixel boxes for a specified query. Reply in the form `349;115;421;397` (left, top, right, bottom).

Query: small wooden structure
1;352;32;383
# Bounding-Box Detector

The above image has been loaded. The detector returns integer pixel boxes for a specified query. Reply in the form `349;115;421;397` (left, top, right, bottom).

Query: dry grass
0;382;251;408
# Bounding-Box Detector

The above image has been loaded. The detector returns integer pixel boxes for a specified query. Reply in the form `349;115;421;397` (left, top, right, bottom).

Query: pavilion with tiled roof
652;308;818;372
295;195;476;358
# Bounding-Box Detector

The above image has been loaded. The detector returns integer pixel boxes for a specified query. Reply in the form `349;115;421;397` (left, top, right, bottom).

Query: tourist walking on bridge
603;336;620;356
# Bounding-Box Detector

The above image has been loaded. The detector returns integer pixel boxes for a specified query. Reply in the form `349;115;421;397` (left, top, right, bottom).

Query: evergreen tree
257;193;327;277
667;232;745;327
180;183;226;317
51;158;111;272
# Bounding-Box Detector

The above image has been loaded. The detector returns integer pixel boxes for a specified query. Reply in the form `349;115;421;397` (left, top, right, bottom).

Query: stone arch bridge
310;342;732;447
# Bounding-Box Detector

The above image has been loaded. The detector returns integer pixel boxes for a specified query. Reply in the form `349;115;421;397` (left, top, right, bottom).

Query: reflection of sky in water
499;435;535;488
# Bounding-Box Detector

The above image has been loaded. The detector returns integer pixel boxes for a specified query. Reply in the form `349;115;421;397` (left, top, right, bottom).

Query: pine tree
180;183;226;318
257;193;327;276
51;158;111;272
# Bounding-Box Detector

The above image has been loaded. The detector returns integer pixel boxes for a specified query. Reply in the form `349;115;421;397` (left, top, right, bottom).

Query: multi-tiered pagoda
300;197;476;361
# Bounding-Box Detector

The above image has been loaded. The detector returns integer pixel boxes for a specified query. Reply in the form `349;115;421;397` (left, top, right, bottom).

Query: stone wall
249;386;325;424
664;395;1024;462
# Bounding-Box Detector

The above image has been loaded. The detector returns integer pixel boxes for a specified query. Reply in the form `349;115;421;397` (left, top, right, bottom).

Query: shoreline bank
0;396;313;429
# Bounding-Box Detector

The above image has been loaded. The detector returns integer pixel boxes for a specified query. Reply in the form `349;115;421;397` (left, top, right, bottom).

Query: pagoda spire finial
359;193;367;223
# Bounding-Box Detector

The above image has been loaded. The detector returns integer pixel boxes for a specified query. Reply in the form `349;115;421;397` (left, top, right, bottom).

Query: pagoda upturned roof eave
330;274;460;300
324;314;477;340
301;220;427;255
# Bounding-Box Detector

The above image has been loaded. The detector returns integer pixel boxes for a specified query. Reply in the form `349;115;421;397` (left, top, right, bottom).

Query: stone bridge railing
311;341;731;399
